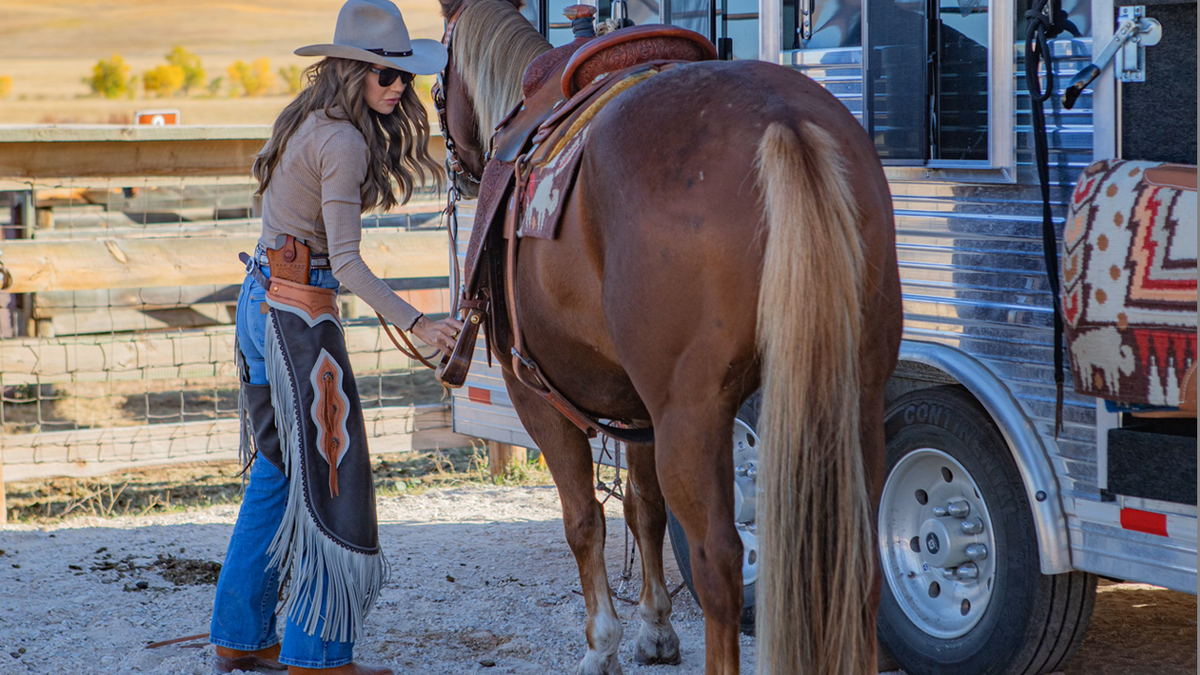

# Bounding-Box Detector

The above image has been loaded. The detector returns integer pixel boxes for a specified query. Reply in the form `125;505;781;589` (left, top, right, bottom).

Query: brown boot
214;643;285;673
287;665;394;675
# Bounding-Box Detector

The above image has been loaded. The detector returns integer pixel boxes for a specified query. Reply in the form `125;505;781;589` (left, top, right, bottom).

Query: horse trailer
446;0;1197;672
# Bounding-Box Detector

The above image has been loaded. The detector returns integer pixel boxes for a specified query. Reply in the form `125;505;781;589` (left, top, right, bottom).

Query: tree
86;55;133;99
165;46;206;93
205;76;224;97
143;64;185;97
278;64;304;95
0;75;12;99
227;57;274;97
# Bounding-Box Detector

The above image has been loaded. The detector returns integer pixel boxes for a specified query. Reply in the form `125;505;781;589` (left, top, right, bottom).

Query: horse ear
439;0;461;19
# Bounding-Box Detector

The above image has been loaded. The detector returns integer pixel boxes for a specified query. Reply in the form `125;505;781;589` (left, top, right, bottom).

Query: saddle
439;24;717;397
1062;160;1197;416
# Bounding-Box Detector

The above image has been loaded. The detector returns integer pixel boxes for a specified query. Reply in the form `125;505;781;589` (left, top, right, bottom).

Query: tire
666;393;760;635
877;386;1097;675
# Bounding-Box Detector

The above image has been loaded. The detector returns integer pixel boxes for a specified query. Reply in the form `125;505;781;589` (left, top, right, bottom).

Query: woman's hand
409;316;464;357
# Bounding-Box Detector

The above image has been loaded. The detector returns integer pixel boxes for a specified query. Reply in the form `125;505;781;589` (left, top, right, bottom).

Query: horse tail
754;121;874;675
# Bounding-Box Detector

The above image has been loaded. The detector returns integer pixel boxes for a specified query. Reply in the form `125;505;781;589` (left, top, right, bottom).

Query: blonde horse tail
754;121;874;675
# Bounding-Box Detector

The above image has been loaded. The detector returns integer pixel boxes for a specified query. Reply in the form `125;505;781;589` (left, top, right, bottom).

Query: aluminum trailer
449;0;1197;671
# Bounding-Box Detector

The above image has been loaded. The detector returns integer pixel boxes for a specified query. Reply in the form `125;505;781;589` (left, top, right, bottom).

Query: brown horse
434;1;903;673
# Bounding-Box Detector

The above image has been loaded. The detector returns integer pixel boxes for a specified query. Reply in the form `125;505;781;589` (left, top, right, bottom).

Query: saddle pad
519;126;589;239
1062;159;1198;410
517;67;661;240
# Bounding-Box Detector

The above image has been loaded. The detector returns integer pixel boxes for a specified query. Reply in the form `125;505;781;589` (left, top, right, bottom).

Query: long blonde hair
253;57;443;211
452;0;550;148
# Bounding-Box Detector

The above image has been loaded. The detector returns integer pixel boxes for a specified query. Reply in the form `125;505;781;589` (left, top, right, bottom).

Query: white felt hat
295;0;448;76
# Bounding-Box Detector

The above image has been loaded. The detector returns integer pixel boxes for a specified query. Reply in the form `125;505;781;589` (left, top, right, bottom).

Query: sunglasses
371;67;415;88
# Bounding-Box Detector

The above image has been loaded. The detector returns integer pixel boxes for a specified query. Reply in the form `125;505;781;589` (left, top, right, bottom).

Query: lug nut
961;517;984;535
947;500;971;518
965;543;988;560
932;505;948;517
955;563;979;580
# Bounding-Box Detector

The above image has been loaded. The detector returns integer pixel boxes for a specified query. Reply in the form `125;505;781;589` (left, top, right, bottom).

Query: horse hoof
577;654;624;675
633;632;681;666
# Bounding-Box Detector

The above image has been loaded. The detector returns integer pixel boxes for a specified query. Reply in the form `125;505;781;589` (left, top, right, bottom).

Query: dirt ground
0;478;1193;675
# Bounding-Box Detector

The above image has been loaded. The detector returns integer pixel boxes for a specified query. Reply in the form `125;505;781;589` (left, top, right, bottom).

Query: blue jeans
210;261;355;668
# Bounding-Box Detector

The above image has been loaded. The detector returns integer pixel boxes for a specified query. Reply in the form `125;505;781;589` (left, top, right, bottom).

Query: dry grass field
0;0;446;124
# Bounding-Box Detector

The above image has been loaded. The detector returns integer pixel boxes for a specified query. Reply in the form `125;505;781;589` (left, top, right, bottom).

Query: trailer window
783;0;863;50
662;0;760;60
864;0;989;162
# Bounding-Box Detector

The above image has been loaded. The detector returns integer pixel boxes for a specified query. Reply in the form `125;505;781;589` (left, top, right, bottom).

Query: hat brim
294;39;448;76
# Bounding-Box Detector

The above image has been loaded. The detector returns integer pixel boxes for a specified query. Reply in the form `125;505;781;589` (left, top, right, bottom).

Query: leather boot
287;664;394;675
214;643;285;672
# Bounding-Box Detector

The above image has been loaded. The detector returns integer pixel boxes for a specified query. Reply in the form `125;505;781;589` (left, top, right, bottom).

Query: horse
433;1;903;673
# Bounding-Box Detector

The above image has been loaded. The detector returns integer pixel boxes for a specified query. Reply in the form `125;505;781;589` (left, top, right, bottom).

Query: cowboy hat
295;0;448;76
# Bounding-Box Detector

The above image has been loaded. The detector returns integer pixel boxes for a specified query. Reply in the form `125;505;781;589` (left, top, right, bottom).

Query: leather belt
257;252;332;270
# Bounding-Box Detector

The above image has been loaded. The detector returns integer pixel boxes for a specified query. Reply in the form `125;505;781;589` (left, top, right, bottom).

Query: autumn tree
86;55;135;99
165;46;206;93
0;75;12;99
278;64;304;95
228;58;274;97
143;64;186;97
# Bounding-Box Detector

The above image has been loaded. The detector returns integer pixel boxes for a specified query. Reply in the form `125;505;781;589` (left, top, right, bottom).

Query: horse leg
622;445;681;665
501;370;624;675
654;406;742;675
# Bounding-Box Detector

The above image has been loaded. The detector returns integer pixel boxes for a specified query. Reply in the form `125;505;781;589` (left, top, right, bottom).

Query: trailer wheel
878;386;1096;675
666;393;760;635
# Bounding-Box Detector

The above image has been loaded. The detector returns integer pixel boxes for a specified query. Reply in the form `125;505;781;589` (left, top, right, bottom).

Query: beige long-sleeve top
258;109;423;330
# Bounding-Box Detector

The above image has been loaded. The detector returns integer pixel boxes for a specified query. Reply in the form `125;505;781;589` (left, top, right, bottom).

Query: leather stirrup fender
437;299;489;388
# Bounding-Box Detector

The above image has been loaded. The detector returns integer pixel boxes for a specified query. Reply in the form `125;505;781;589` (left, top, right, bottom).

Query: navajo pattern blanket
1062;160;1197;410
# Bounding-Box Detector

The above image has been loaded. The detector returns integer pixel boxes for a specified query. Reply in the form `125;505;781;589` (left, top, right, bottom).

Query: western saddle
437;6;716;441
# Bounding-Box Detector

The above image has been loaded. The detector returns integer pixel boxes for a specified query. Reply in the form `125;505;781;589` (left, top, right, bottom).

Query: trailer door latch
1062;6;1162;109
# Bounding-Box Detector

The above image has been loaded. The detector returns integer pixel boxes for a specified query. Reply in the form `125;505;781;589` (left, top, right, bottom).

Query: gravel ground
0;485;1193;674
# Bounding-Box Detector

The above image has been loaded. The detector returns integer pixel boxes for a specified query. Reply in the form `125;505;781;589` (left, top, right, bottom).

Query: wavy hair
253;57;443;212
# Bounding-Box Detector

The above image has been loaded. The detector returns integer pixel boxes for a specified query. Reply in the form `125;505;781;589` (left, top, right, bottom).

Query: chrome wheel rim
732;418;759;588
879;448;997;639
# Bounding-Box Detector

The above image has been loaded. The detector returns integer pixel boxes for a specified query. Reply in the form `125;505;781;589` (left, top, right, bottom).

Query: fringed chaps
237;274;386;643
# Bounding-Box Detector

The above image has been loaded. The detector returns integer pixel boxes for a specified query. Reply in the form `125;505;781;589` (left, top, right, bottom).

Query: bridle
433;0;485;192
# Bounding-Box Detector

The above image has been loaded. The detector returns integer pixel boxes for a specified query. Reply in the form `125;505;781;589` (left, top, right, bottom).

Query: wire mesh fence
0;175;457;483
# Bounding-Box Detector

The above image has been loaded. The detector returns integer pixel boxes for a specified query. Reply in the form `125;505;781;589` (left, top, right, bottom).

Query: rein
377;313;441;369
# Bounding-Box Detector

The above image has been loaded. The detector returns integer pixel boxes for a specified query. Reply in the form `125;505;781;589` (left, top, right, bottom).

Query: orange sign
134;109;181;125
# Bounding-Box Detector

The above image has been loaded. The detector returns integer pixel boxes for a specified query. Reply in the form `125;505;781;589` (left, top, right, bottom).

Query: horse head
435;0;551;198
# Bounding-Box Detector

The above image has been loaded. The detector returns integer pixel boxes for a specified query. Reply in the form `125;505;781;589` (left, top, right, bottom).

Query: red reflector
1120;508;1169;537
468;387;491;405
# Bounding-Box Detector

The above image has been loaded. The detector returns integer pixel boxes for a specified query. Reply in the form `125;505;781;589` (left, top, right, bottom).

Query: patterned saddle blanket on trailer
1061;160;1198;414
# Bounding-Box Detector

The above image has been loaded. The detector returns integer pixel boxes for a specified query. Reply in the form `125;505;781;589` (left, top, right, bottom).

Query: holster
265;234;312;284
436;298;490;388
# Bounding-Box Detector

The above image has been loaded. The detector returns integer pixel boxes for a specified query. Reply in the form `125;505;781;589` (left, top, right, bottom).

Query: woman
210;2;460;674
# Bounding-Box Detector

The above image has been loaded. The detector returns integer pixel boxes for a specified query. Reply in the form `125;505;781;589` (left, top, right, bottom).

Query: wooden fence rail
0;125;472;525
0;230;447;294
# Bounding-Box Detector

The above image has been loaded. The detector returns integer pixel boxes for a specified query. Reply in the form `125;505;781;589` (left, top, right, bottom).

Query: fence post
0;436;7;526
488;441;524;477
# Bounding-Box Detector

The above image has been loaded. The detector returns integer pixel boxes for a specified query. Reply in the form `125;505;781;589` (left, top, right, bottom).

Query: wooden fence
0;125;470;524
